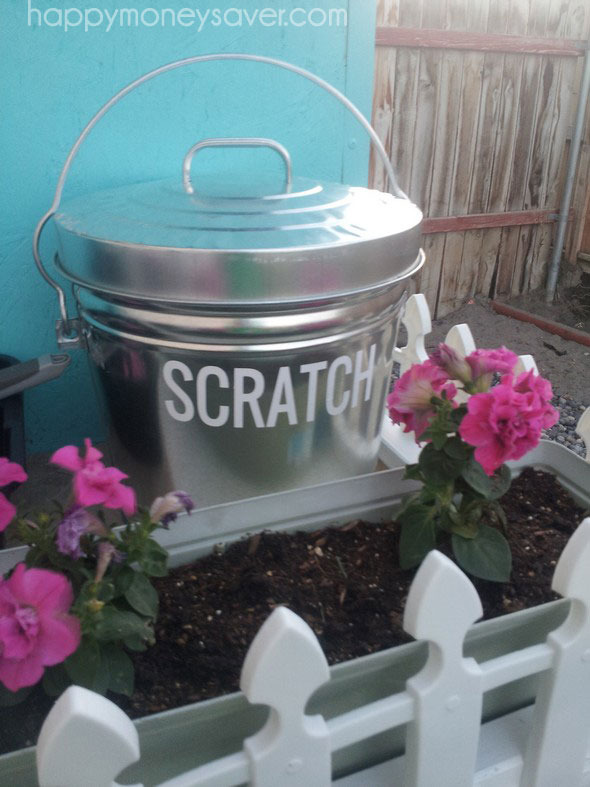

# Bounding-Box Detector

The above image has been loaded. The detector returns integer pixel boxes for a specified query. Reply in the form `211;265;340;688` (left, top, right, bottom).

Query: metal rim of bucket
32;53;410;346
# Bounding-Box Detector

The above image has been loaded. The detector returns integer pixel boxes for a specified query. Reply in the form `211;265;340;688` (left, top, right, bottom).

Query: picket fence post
520;518;590;787
393;292;431;374
444;323;476;404
36;684;141;787
577;407;590;462
402;551;484;786
241;606;331;787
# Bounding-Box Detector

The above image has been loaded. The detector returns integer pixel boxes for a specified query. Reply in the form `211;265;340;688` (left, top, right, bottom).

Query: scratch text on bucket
163;345;376;428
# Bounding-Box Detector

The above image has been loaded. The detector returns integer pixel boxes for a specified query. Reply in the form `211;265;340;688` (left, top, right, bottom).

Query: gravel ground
543;395;587;458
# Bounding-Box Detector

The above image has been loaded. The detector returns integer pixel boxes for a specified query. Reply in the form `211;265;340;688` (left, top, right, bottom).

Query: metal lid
55;174;422;305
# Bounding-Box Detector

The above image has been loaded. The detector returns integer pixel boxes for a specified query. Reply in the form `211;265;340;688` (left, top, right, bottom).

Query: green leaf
487;500;509;529
418;486;438;505
124;571;159;618
64;638;109;693
95;580;116;604
461;456;492;500
489;465;513;500
439;505;463;533
138;540;169;577
421;423;450;450
449;404;468;428
95;607;155;645
419;443;466;486
42;665;72;698
443;437;473;461
398;504;437;569
452;525;512;582
102;645;135;696
0;682;35;706
122;634;149;652
403;464;423;482
450;519;480;539
451;500;484;538
113;566;135;596
462;457;512;500
431;430;449;450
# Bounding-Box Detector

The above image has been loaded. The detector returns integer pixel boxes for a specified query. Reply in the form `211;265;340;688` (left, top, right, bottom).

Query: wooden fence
35;518;590;786
370;0;590;317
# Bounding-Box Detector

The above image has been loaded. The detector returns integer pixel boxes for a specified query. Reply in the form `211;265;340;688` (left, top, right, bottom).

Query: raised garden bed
0;441;588;784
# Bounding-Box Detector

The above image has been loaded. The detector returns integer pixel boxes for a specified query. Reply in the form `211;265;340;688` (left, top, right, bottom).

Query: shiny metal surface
34;52;426;504
182;138;293;195
33;52;407;335
55;179;422;303
80;281;410;506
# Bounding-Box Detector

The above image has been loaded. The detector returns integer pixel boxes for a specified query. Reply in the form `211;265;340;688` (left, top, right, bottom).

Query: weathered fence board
371;0;590;317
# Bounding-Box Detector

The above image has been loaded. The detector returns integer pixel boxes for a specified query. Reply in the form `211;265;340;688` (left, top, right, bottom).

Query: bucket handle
32;52;408;343
183;137;293;195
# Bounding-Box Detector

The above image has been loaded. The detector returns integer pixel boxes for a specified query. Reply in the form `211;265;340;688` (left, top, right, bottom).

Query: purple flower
56;507;90;559
149;491;194;528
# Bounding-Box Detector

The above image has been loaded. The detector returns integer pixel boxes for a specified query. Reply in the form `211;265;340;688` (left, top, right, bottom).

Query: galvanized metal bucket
33;54;424;506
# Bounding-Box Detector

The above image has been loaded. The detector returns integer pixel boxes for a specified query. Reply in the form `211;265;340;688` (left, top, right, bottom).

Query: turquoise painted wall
0;0;377;454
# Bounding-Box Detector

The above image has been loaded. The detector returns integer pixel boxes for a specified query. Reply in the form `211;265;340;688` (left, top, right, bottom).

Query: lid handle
33;53;407;345
183;137;293;195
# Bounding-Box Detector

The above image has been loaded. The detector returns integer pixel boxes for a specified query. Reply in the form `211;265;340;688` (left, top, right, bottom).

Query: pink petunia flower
465;347;519;392
388;361;457;441
430;343;472;384
50;439;136;516
0;458;27;532
511;369;559;429
0;564;80;691
459;372;557;475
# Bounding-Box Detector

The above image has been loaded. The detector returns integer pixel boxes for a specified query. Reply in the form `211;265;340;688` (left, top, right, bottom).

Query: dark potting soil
123;468;586;716
0;469;587;754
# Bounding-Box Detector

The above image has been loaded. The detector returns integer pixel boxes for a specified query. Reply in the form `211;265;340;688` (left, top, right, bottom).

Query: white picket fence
37;518;590;787
382;294;590;466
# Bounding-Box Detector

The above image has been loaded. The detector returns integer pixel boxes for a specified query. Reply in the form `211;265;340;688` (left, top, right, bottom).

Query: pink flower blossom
511;370;559;429
0;459;27;487
0;564;80;691
465;347;518;391
50;439;136;516
0;458;27;532
459;372;557;475
430;343;472;384
388;361;458;440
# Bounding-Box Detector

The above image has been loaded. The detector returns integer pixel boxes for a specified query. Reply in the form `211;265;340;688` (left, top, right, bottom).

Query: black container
0;356;26;467
0;356;26;547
